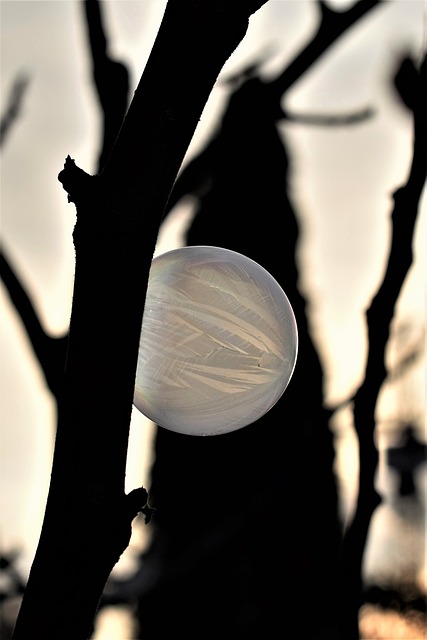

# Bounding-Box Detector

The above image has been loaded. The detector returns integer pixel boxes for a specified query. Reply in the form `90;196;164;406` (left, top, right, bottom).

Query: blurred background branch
1;2;425;638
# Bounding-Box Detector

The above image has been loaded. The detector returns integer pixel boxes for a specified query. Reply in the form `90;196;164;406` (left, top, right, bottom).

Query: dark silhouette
0;553;26;640
1;1;425;638
82;0;130;173
132;12;426;640
0;0;130;410
134;71;342;637
11;2;271;637
338;50;427;639
387;425;426;497
0;73;68;409
0;249;68;403
0;76;30;147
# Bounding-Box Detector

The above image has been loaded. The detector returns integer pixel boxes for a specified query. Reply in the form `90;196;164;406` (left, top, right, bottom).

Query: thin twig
0;75;30;147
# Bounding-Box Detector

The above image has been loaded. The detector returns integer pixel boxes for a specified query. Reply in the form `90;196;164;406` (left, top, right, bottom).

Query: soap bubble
134;246;298;436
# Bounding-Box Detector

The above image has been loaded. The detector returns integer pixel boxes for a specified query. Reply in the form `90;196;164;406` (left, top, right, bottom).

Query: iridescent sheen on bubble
133;246;298;436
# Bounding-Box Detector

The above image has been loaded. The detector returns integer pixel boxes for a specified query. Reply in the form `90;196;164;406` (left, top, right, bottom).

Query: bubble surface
134;246;298;436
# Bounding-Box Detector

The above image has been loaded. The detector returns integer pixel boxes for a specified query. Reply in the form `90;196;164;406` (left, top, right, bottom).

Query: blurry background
1;1;426;637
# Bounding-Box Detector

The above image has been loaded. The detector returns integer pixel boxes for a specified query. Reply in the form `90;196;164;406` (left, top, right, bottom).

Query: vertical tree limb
82;0;130;172
339;53;427;640
0;75;30;147
12;2;268;638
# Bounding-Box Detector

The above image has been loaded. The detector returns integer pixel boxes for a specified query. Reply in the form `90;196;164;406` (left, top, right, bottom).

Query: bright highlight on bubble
133;246;298;436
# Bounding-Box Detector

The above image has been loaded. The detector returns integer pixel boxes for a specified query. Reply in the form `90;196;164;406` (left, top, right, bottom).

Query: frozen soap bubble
133;246;298;436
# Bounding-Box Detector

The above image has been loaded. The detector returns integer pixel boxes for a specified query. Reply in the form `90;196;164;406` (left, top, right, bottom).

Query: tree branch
82;0;130;173
12;2;269;637
269;0;382;100
163;0;381;223
0;247;68;403
0;74;30;147
339;52;427;640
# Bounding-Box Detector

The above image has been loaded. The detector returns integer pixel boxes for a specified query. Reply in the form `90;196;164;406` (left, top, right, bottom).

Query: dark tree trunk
136;63;341;640
12;2;269;637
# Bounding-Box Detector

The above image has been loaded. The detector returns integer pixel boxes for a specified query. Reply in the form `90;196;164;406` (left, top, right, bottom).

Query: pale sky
1;0;426;618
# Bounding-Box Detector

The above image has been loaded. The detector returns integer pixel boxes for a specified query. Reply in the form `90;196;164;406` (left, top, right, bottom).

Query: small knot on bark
58;155;96;206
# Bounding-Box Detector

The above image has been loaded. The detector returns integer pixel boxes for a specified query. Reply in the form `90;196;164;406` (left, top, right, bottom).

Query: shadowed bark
12;2;269;638
130;2;385;638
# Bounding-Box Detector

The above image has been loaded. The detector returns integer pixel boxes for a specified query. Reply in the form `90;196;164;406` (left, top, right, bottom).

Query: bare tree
2;1;424;638
11;2;269;637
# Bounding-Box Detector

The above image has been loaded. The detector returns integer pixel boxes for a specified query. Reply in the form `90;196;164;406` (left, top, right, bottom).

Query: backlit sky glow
1;2;426;634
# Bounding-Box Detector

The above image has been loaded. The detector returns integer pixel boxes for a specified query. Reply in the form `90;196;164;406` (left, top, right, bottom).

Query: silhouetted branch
0;75;30;147
82;0;130;173
283;105;375;126
269;0;382;100
0;247;68;403
1;73;68;408
339;52;427;640
1;1;130;414
12;2;269;637
0;62;67;412
165;0;381;220
147;7;384;634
